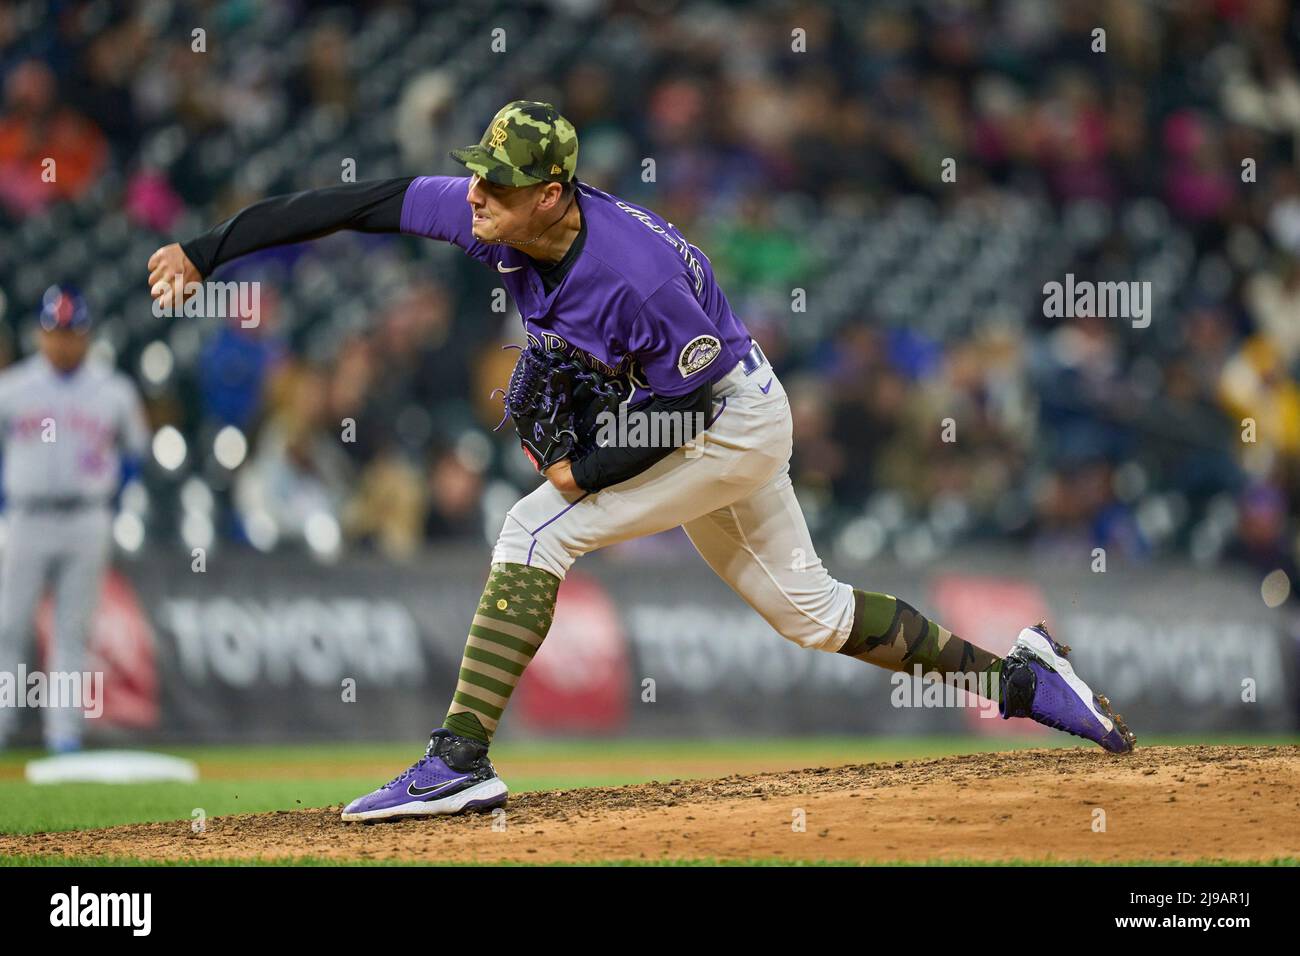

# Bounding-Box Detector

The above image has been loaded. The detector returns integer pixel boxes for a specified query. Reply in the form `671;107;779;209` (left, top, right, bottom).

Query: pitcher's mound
5;745;1297;864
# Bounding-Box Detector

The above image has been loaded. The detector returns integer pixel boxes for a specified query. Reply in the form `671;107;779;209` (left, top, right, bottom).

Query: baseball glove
494;343;624;473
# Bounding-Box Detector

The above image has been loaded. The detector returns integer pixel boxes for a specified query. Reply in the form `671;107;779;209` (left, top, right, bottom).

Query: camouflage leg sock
837;590;1004;704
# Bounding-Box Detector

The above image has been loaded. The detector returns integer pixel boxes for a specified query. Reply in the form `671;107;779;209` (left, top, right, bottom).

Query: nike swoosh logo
497;262;523;273
407;774;471;798
759;378;773;394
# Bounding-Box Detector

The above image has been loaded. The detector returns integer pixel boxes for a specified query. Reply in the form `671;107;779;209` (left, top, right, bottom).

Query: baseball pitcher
147;102;1135;822
0;286;151;752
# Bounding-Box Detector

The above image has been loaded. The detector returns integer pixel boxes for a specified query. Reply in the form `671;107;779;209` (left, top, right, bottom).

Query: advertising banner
6;542;1294;744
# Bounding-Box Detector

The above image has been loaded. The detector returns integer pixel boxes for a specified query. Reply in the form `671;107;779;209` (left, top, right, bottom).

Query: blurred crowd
1;0;1299;582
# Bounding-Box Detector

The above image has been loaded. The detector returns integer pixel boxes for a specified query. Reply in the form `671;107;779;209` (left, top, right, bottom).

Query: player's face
39;327;89;372
466;175;555;242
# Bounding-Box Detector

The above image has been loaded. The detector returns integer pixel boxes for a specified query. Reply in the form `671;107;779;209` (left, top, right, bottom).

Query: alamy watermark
151;275;261;328
593;405;707;452
50;886;151;936
1042;273;1151;328
0;667;103;718
889;666;1000;718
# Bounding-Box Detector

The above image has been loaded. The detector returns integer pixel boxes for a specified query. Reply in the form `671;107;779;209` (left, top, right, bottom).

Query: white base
25;750;199;784
341;777;508;822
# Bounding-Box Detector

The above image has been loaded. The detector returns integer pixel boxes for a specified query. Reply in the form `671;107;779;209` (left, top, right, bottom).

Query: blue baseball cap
40;284;91;333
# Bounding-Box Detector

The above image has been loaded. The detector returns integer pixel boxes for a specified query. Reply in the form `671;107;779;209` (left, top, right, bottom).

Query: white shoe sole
1013;627;1114;734
341;777;509;822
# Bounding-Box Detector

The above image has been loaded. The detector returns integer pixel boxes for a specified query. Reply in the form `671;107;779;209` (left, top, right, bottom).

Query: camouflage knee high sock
443;562;560;744
837;590;1004;704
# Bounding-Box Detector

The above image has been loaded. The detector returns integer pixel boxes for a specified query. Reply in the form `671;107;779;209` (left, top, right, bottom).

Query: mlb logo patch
677;335;721;377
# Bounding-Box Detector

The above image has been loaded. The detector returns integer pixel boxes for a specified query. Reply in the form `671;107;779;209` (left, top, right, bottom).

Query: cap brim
448;145;544;186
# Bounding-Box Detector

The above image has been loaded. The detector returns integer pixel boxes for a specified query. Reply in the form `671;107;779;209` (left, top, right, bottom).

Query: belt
739;340;768;376
10;496;106;514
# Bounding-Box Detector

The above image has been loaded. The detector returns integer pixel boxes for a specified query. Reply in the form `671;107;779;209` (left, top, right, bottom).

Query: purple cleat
999;622;1136;754
341;729;508;822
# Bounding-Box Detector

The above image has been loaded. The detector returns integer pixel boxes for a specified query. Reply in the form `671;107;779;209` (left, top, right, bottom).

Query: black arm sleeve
570;380;714;493
180;177;415;278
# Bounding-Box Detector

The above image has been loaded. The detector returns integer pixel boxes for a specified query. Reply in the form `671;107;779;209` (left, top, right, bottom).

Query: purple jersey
400;176;752;400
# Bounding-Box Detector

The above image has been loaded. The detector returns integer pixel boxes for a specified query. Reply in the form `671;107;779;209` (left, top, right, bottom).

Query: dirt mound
5;745;1298;864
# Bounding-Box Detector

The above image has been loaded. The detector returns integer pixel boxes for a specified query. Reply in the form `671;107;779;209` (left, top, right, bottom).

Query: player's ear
538;182;562;211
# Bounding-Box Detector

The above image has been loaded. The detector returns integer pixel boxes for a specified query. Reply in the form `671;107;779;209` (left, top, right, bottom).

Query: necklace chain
494;191;577;249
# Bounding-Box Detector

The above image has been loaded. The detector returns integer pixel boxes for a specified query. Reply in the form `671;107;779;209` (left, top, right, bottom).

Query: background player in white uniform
149;101;1134;822
0;286;151;752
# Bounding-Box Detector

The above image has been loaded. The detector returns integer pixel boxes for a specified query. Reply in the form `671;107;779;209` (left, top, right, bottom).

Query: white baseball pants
493;358;856;652
0;507;111;747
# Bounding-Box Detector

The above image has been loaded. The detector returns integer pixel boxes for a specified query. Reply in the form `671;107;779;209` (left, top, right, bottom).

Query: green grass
0;734;1295;862
0;779;369;835
2;735;1011;772
5;731;1293;778
0;734;1048;835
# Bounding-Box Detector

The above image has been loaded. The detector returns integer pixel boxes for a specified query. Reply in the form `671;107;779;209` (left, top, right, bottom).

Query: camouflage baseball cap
449;101;578;187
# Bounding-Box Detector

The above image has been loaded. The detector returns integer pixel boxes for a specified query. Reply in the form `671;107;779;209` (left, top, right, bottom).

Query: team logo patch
677;335;721;378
